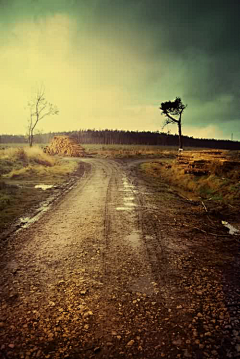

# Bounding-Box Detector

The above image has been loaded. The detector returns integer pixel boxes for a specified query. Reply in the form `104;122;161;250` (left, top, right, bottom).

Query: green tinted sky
1;0;240;140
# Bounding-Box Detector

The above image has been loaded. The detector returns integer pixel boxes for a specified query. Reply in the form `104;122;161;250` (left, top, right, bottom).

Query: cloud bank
0;0;239;140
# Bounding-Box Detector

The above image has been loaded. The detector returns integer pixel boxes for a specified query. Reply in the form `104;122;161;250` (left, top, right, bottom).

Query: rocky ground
0;158;239;358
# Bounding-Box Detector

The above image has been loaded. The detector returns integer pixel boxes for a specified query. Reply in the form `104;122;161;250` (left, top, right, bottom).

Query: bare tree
27;87;59;147
159;97;187;149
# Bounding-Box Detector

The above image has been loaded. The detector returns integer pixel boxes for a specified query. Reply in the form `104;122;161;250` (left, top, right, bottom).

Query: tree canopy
160;97;187;149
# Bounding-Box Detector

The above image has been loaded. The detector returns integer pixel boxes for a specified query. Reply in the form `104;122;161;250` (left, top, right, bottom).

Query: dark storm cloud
84;1;240;91
87;0;240;56
69;0;240;130
1;0;239;137
2;0;239;101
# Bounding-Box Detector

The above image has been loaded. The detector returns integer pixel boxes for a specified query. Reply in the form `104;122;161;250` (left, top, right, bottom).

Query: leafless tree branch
27;86;59;147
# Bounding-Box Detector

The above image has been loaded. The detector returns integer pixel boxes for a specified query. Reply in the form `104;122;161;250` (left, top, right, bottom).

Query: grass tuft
141;159;240;205
0;146;79;233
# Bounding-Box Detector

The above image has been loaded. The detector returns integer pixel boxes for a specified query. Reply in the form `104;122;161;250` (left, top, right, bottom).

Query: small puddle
221;221;239;235
116;207;133;211
35;184;53;190
19;204;50;229
117;177;137;211
124;196;135;201
122;178;134;190
20;216;40;229
126;232;141;248
120;189;138;195
123;184;134;189
124;202;136;207
116;199;137;211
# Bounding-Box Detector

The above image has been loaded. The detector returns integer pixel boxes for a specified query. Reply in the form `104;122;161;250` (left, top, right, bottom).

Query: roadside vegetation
83;144;179;157
140;151;240;210
0;146;78;234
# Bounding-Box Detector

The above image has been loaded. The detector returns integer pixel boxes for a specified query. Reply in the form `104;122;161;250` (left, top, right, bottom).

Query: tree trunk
29;131;33;147
178;121;183;149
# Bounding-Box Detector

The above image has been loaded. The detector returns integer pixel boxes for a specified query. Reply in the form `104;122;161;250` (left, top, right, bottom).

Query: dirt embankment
0;158;239;359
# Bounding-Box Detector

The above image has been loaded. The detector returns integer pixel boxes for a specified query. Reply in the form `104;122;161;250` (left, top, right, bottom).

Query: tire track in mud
125;160;192;308
102;168;112;280
136;196;169;304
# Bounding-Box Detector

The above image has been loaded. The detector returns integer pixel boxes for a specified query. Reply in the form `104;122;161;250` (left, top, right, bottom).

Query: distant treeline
0;130;240;150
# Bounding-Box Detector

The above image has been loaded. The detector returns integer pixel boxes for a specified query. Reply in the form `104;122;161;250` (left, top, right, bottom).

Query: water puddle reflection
122;177;134;190
35;184;53;190
123;184;134;189
124;196;135;201
116;207;133;211
19;204;50;229
222;221;239;235
116;176;137;211
126;232;141;248
124;201;136;207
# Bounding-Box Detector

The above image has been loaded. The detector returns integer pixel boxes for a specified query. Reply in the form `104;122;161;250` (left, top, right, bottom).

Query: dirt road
0;159;239;358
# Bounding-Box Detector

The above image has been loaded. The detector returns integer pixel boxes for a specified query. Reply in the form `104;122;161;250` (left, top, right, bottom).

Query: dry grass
0;146;79;233
141;157;240;204
0;146;77;179
0;146;55;165
5;161;77;180
83;144;180;158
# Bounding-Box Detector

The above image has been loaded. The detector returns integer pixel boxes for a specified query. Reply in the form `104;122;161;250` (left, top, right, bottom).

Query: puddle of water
35;184;53;190
117;177;138;210
116;201;137;211
221;221;239;235
123;184;134;189
116;207;133;211
124;202;137;207
19;204;50;229
123;178;134;187
126;232;141;248
20;216;39;229
121;189;138;194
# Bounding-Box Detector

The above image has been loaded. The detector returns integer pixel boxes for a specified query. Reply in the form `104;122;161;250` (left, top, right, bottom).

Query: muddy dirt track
0;159;239;359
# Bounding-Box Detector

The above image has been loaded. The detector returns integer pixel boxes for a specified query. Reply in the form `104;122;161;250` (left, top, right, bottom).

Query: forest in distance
0;129;240;150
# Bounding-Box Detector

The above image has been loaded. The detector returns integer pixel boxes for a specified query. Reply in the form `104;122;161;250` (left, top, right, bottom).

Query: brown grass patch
0;146;79;234
0;146;77;180
141;151;240;204
83;144;179;158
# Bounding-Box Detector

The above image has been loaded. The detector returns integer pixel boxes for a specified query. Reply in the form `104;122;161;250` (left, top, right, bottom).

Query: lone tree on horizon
27;86;59;147
159;97;187;149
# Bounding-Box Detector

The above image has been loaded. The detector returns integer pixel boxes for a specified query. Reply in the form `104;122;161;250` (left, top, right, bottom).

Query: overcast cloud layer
1;0;239;140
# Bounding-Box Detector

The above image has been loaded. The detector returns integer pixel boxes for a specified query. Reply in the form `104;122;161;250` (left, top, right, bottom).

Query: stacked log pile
177;150;239;176
45;136;85;157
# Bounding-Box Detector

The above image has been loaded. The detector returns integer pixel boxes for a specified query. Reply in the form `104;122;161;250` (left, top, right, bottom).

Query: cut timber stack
45;136;85;157
177;150;239;176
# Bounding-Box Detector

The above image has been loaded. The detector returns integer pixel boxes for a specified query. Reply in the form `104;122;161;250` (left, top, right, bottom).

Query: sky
1;0;240;140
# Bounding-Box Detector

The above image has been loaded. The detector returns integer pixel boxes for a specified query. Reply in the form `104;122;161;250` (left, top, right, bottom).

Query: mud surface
0;158;239;358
